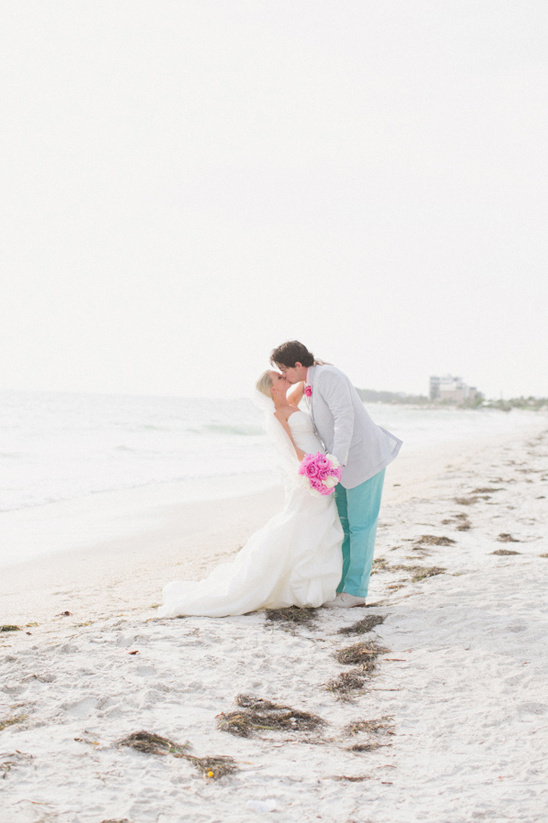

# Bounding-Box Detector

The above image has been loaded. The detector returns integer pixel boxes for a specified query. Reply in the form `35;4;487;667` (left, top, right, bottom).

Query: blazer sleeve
317;370;355;465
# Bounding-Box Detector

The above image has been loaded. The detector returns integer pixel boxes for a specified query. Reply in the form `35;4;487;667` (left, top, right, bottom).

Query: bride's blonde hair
256;370;273;399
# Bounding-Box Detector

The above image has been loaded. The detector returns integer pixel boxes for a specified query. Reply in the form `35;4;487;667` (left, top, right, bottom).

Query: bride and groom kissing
158;341;402;619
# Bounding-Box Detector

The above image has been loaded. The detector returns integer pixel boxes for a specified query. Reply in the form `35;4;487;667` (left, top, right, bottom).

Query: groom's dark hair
271;340;315;368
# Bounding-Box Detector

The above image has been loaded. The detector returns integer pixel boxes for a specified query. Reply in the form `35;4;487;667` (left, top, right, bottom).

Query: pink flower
298;452;342;496
304;385;312;397
298;454;318;478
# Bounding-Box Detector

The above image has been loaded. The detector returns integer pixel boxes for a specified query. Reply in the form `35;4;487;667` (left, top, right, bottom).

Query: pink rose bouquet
298;451;342;496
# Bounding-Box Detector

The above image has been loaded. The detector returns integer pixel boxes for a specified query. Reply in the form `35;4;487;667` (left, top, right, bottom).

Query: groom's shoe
324;592;366;608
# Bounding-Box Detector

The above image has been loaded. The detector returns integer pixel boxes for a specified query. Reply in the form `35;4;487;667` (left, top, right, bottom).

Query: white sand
1;416;547;822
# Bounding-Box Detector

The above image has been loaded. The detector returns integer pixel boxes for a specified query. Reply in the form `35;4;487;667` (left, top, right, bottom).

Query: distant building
429;375;478;404
429;376;441;400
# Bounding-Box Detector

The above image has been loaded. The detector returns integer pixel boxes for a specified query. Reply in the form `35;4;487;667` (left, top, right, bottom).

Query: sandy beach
1;415;548;823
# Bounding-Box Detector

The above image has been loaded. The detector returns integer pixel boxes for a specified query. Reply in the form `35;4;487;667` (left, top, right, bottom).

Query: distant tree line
355;388;430;405
482;396;548;411
356;388;547;410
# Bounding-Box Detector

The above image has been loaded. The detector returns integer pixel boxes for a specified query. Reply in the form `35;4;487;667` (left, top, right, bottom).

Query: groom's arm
318;370;354;465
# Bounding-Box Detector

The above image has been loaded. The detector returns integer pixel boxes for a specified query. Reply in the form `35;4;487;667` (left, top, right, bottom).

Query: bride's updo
256;371;274;399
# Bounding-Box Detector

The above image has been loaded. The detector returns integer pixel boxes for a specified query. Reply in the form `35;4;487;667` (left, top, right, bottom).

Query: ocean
0;389;539;514
0;390;541;568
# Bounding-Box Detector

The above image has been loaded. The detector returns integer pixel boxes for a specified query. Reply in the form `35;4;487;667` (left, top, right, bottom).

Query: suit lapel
306;366;326;447
306;366;316;420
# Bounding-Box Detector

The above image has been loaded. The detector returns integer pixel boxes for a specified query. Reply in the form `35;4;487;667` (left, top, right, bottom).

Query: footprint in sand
63;696;98;718
519;702;548;716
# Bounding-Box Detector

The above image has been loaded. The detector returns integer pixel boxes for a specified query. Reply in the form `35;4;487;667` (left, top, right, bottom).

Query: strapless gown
158;411;343;617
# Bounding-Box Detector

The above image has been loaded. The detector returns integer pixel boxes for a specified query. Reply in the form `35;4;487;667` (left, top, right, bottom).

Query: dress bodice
288;411;324;455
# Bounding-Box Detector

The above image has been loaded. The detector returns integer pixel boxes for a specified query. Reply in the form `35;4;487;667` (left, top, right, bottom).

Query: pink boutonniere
304;384;312;397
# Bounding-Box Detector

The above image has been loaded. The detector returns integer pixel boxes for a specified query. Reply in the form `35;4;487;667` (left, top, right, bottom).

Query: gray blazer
307;365;402;489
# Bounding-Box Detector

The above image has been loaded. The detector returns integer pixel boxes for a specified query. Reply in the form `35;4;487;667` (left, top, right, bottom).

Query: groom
271;341;402;607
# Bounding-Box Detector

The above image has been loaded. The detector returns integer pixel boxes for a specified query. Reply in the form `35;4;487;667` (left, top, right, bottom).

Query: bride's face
276;361;307;384
269;371;290;398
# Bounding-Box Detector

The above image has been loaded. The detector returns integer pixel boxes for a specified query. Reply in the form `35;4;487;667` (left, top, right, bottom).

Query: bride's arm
286;381;305;406
274;412;305;461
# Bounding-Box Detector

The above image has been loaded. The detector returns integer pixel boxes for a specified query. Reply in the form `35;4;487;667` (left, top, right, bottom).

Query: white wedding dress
158;411;343;617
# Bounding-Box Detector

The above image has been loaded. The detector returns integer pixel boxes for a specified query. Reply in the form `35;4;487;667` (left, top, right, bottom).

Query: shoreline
0;469;278;569
2;414;547;631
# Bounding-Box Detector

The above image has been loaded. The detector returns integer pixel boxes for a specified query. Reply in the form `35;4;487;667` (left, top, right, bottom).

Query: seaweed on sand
345;716;395;736
442;513;472;531
492;549;521;556
332;773;371;781
327;645;393;701
0;714;27;732
455;495;490;505
217;694;325;738
335;641;389;666
348;742;384;753
265;606;319;629
325;670;368;700
371;557;390;574
116;731;237;780
371;556;449;583
392;563;446;581
117;731;189;756
185;754;238;779
236;695;284;711
337;614;385;635
497;533;520;542
344;716;395;753
413;535;456;546
456;521;472;531
371;558;446;582
0;625;21;633
410;565;446;582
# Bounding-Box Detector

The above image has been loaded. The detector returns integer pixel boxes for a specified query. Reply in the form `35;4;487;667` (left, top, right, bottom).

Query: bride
158;371;343;618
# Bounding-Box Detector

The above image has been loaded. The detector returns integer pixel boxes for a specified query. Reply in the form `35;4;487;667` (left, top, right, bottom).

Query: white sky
1;1;547;400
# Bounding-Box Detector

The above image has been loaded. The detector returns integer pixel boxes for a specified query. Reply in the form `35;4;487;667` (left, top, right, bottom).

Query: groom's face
276;361;308;384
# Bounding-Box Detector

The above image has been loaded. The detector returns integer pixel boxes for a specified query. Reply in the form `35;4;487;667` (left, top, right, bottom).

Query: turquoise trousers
334;469;386;598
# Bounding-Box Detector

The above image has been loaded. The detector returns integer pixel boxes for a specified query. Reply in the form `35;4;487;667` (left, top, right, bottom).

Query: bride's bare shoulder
274;407;299;424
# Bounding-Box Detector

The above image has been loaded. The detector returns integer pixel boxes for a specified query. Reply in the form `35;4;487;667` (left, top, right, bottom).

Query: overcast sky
1;1;547;400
